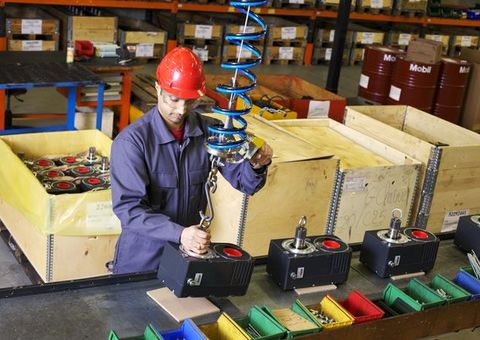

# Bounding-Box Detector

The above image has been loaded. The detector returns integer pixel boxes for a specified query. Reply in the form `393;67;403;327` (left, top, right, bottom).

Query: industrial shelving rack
1;0;480;64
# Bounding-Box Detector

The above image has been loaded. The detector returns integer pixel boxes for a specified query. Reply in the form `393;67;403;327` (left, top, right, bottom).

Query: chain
198;156;221;230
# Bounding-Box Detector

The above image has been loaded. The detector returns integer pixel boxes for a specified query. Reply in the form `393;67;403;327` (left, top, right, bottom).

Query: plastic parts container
428;274;471;304
108;324;162;340
161;319;207;339
383;279;445;312
454;271;480;300
235;305;286;340
338;290;385;323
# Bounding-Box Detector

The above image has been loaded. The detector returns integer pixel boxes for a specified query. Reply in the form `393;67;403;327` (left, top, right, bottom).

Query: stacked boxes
312;27;353;65
351;25;385;64
356;0;393;14
222;24;265;63
178;22;223;64
264;18;308;65
118;18;167;59
5;7;60;51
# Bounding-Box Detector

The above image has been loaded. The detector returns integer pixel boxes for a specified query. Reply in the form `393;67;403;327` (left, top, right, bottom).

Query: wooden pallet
263;58;304;65
266;39;307;47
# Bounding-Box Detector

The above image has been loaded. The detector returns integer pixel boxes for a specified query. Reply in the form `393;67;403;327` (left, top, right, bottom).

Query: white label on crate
195;25;213;39
389;85;401;101
21;19;42;35
325;48;332;61
307;100;330;118
236;46;252;59
281;27;297;40
461;36;473;47
289;0;305;4
441;209;470;232
86;201;121;232
361;32;374;44
359;74;370;88
344;176;367;192
279;47;294;60
135;43;154;57
371;0;383;8
22;40;43;51
193;47;209;61
398;33;411;46
429;34;442;42
329;30;335;42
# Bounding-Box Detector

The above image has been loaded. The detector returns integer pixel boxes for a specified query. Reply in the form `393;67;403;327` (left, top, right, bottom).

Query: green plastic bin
108;324;163;340
383;279;445;312
262;301;321;339
235;305;286;340
429;274;471;304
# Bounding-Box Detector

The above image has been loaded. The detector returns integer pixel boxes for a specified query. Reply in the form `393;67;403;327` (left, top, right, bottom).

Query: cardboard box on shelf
406;38;443;64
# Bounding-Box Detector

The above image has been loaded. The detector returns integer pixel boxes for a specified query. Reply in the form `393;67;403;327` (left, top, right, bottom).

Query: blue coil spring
208;0;268;152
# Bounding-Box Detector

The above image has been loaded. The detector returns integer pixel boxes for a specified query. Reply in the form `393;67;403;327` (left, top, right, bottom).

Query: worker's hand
250;142;273;169
180;225;211;254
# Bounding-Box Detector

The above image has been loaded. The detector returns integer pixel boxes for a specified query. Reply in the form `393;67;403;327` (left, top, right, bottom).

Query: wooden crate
208;115;338;257
344;105;480;233
0;130;120;282
44;7;117;50
353;31;385;46
5;6;60;51
118;18;167;59
357;0;393;14
0;199;117;283
70;16;117;44
222;45;265;62
386;32;420;48
254;75;346;121
178;23;223;41
264;46;305;65
5;7;59;36
7;39;58;51
273;119;421;243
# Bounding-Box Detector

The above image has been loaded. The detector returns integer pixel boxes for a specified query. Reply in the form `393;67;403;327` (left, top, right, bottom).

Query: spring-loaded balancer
198;0;267;231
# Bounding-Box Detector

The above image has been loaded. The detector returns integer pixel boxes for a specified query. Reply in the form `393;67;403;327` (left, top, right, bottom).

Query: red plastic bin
338;290;385;324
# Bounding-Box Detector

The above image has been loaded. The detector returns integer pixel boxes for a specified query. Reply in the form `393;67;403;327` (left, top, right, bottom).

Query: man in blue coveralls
110;48;273;274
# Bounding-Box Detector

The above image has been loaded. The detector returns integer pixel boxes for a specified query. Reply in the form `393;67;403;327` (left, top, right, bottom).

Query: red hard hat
156;47;206;99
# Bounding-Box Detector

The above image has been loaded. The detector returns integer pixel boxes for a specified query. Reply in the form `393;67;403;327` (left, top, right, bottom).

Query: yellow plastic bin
199;313;250;340
306;295;355;330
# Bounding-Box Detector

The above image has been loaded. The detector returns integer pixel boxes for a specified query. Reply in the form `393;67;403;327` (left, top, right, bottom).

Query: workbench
0;51;144;134
0;51;105;134
0;239;478;339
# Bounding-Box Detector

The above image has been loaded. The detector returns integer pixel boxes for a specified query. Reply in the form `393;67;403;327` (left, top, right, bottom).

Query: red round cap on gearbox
156;47;206;99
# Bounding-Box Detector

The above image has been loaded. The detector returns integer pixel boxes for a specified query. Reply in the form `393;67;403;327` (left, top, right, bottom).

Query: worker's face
156;82;197;129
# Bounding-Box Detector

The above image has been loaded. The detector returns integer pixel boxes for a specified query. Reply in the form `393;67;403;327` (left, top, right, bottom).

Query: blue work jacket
110;107;267;274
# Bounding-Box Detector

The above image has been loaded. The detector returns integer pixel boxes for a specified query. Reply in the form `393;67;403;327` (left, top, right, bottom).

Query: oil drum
432;58;471;124
358;46;405;104
386;57;440;113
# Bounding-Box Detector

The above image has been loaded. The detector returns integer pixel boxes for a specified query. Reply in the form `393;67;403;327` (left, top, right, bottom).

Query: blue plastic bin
453;271;480;301
160;319;207;340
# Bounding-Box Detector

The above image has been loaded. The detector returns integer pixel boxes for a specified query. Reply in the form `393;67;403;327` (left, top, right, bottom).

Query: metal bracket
236;194;250;248
326;167;345;235
46;234;54;282
416;147;442;229
406;163;422;228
